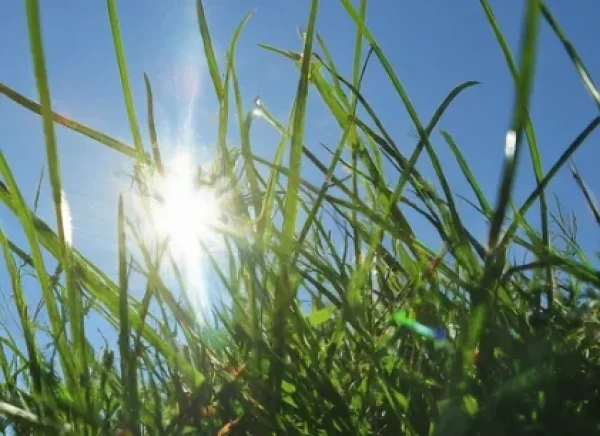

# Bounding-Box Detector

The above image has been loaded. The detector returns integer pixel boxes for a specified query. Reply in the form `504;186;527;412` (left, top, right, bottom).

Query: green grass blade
106;0;145;159
339;0;435;157
280;0;319;257
233;80;262;217
25;0;69;272
0;153;73;389
442;3;543;429
0;179;205;390
0;231;43;394
0;83;143;161
196;0;224;101
442;131;493;216
485;0;541;251
569;162;600;226
540;2;600;109
26;0;90;409
33;166;44;213
480;0;552;308
0;341;15;393
257;105;301;242
143;73;163;174
296;34;373;251
270;0;320;416
505;116;600;243
316;35;350;108
350;0;367;275
118;195;140;435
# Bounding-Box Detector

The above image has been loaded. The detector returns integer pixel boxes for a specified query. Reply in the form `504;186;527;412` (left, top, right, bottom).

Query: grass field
0;0;599;434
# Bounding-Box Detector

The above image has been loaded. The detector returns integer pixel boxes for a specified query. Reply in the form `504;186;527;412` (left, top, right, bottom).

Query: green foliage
0;0;599;434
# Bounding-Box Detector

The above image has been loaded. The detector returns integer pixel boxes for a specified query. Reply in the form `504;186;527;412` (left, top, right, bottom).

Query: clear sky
1;0;599;331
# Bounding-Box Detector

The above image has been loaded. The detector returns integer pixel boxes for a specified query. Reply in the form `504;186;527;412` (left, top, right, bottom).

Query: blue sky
1;0;599;334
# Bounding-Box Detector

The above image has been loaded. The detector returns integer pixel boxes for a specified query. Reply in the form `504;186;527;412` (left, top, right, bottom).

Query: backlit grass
0;0;599;434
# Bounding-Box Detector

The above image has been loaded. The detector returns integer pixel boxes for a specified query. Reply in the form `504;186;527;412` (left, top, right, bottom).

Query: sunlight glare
505;129;516;160
150;150;222;258
60;189;73;247
142;148;226;318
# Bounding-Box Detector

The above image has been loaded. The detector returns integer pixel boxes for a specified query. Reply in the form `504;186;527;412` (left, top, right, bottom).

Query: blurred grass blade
0;401;70;432
444;0;542;426
480;0;552;308
233;81;261;217
486;0;541;251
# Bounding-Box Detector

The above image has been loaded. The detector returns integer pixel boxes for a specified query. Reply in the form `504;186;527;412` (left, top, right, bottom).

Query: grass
1;0;599;434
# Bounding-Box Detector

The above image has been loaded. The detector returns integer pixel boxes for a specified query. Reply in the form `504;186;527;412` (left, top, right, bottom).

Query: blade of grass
504;116;600;245
442;131;493;217
0;230;43;394
0;179;206;390
32;166;44;213
569;161;600;225
480;0;553;310
483;0;541;252
143;73;163;174
540;2;600;109
296;35;374;251
216;12;254;183
106;0;144;161
196;0;224;102
443;0;542;425
0;83;144;161
0;152;73;392
270;0;320;418
350;0;367;288
118;195;140;435
25;1;87;419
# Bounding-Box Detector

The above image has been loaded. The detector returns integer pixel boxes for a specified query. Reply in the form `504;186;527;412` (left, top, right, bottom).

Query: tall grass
0;0;599;434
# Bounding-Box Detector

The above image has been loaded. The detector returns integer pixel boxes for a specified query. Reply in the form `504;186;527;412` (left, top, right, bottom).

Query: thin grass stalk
118;196;140;435
269;0;320;419
106;0;144;161
350;0;367;291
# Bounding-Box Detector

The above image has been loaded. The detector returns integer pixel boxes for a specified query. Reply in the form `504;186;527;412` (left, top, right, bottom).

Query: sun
148;149;223;258
138;148;226;316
